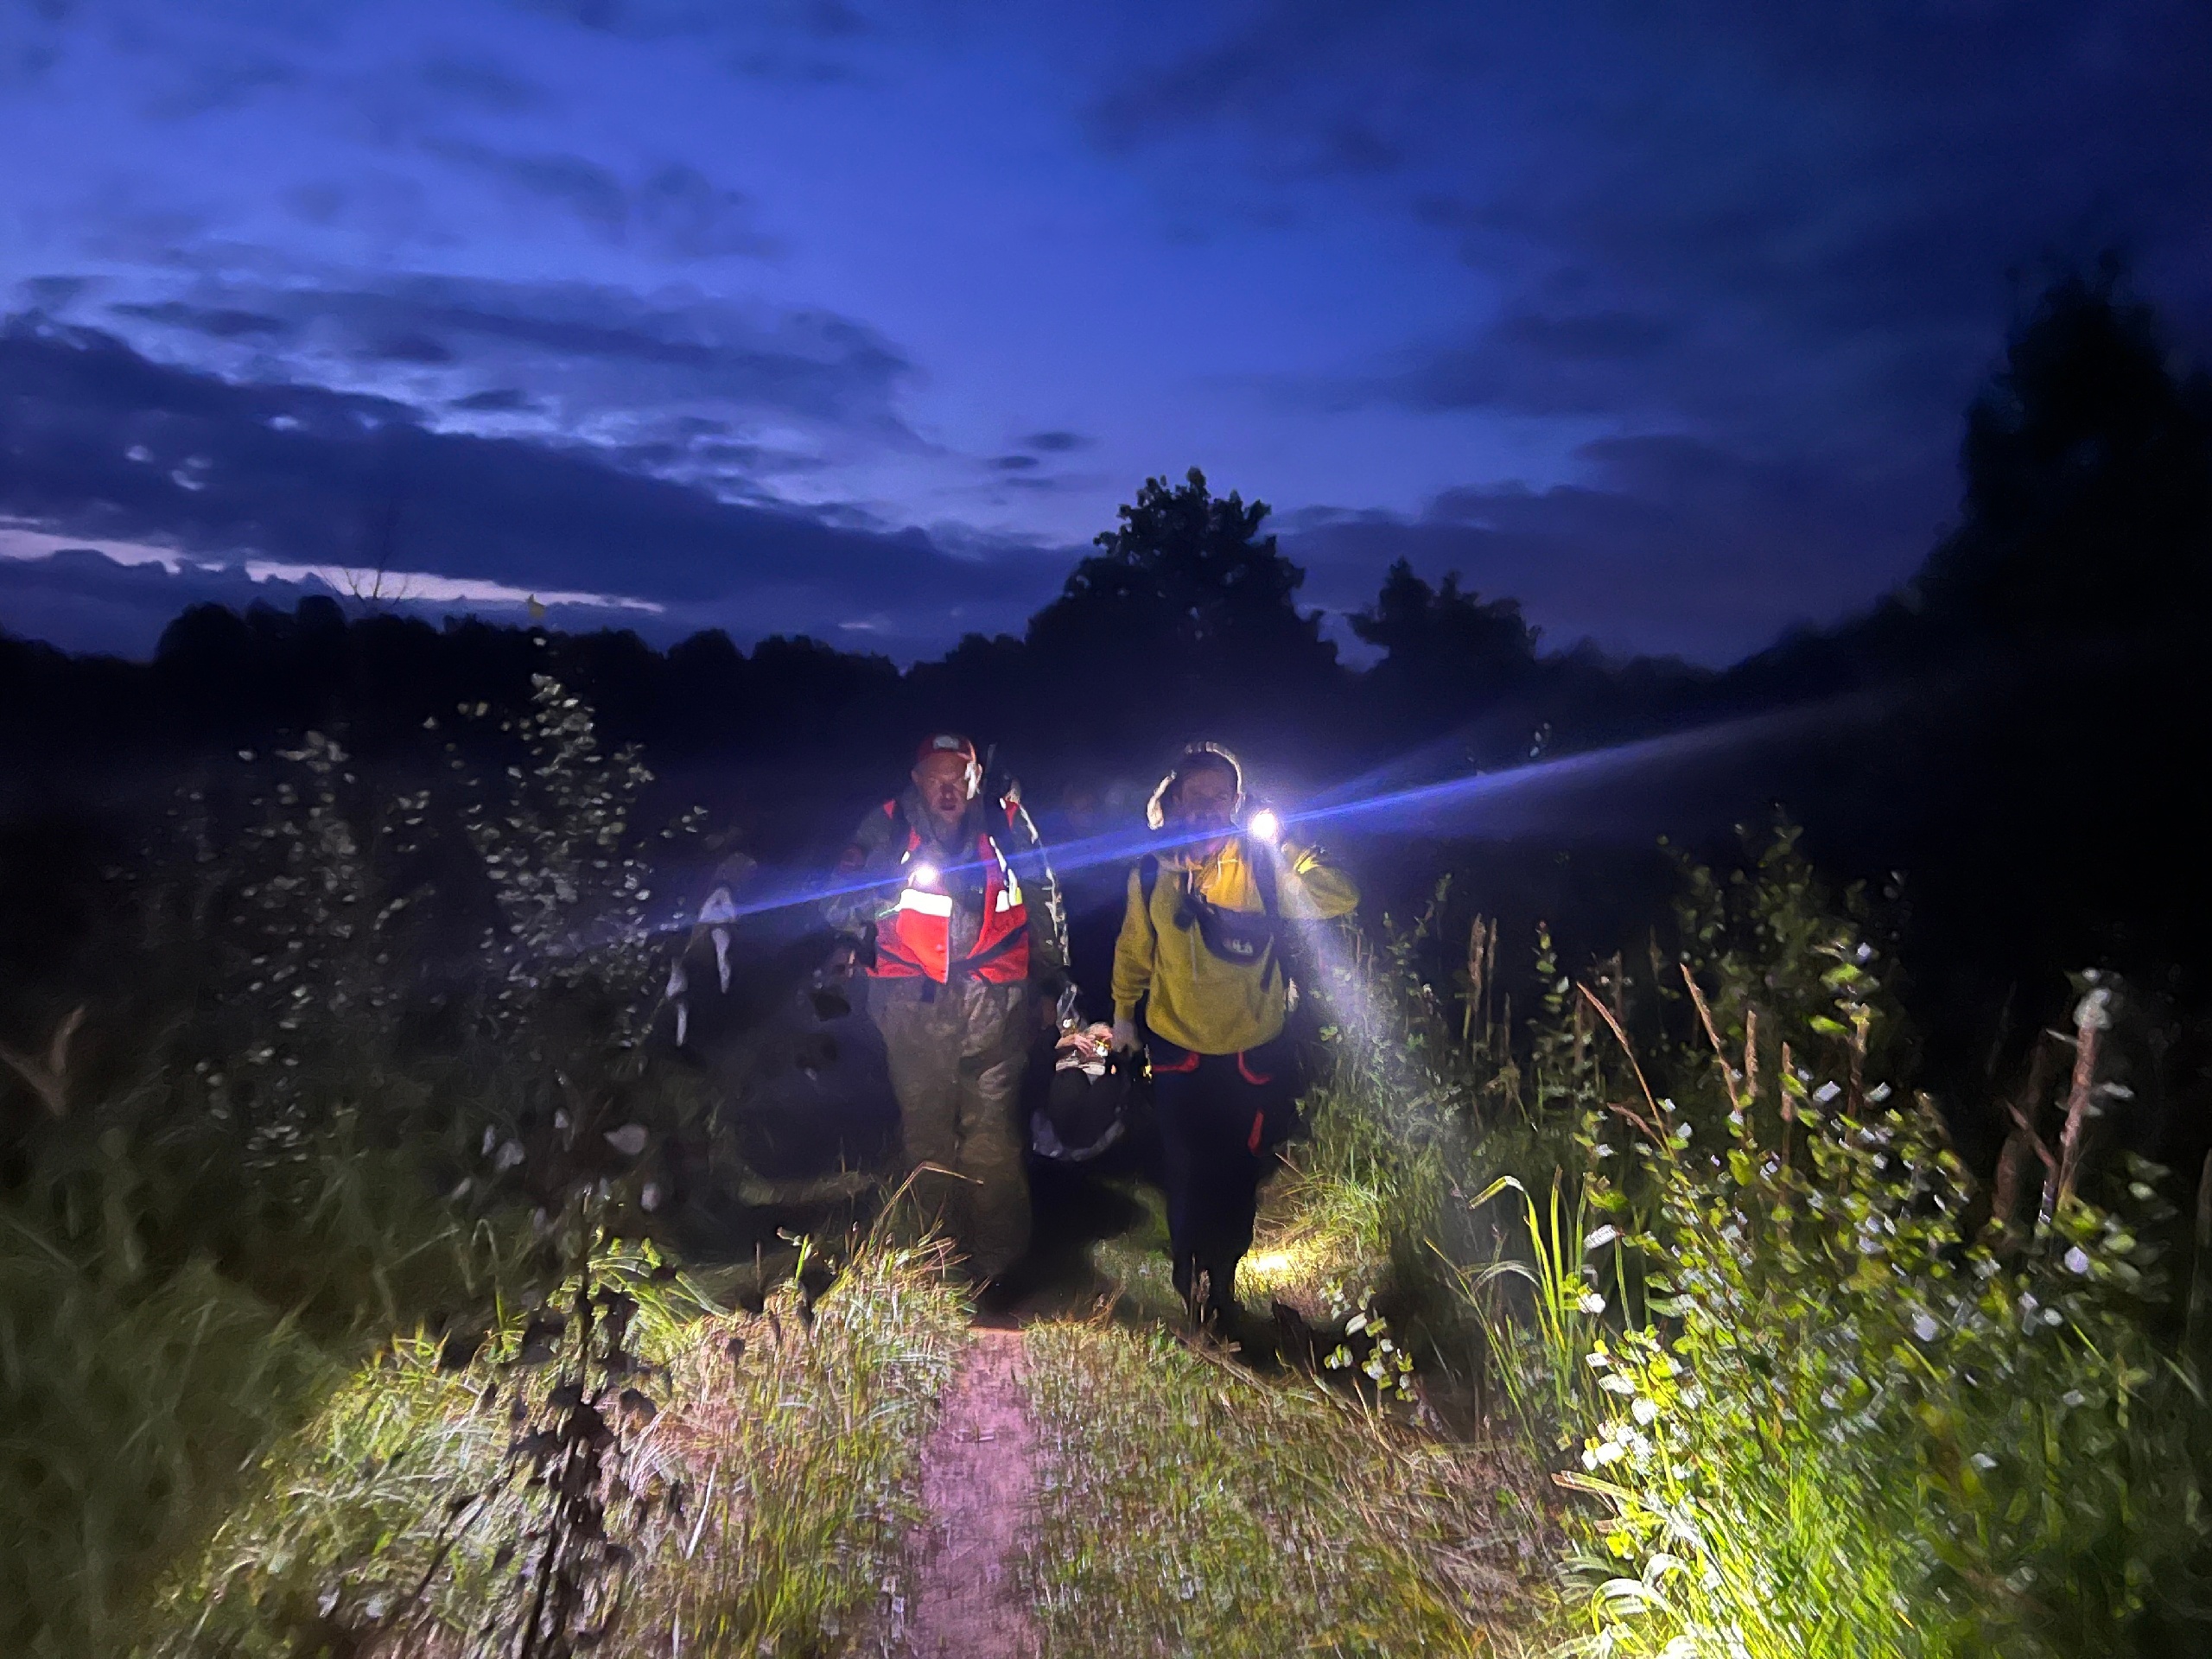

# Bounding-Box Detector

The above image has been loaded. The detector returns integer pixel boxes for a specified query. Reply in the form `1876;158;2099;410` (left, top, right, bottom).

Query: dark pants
869;975;1033;1281
1148;1034;1296;1315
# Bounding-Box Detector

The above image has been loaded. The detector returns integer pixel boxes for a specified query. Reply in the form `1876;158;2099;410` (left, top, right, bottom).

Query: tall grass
0;678;692;1654
1458;1174;1612;1446
1312;827;2212;1656
153;1239;967;1656
0;1090;524;1657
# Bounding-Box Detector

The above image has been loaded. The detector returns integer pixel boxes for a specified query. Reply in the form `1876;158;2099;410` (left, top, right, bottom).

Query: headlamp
1246;808;1281;843
906;861;940;888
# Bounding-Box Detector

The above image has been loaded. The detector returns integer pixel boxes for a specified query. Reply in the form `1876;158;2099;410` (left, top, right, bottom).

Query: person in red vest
825;733;1069;1284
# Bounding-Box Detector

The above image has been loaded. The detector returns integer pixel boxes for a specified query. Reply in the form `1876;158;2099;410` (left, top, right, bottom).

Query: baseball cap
915;733;979;767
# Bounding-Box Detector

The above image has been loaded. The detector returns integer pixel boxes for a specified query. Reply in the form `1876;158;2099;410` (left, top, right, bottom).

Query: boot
1202;1256;1241;1328
1173;1253;1202;1325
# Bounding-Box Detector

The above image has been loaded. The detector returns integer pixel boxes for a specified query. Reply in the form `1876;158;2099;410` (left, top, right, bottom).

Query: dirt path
898;1327;1041;1659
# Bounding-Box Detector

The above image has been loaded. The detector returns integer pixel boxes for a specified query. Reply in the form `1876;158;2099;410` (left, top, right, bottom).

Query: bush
1320;827;2212;1656
0;677;696;1655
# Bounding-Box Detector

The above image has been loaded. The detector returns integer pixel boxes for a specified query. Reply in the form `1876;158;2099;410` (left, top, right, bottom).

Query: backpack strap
1246;835;1287;992
1248;835;1280;918
1139;854;1161;940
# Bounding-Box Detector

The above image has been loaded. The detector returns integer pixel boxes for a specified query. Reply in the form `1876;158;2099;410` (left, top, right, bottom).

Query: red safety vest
870;798;1033;985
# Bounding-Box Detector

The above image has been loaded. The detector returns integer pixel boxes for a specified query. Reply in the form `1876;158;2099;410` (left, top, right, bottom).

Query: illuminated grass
151;1243;968;1657
1079;1165;1389;1321
1240;1165;1393;1318
1023;1319;1541;1657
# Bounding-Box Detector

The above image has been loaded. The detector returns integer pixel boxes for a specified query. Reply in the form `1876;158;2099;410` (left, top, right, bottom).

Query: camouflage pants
868;976;1033;1281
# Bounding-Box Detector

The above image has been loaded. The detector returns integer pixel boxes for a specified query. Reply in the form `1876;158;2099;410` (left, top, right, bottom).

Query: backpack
1029;1025;1137;1164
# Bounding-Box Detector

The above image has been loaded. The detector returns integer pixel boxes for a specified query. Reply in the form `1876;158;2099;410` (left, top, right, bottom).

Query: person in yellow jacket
1110;743;1358;1325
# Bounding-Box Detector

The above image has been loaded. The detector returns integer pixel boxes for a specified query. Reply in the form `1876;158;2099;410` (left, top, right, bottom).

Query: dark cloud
507;0;717;36
1283;432;1948;665
0;319;1071;657
364;331;455;365
139;54;299;122
416;53;548;114
507;0;874;81
21;276;93;310
988;454;1040;471
102;271;918;450
423;138;631;232
1097;1;2212;458
1491;309;1674;362
110;302;291;341
420;139;775;259
1020;429;1088;453
508;0;874;39
632;163;780;260
1363;306;1685;417
448;387;534;412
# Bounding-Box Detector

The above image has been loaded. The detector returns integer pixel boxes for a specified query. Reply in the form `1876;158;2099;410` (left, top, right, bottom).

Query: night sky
2;1;2208;664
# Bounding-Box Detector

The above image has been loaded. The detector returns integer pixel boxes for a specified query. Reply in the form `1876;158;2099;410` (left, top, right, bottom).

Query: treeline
0;485;1713;814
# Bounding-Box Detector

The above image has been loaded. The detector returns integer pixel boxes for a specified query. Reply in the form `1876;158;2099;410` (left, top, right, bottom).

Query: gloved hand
1110;1014;1141;1054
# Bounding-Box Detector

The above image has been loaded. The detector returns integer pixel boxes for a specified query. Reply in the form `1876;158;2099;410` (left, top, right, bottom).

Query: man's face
912;751;975;823
1171;765;1239;842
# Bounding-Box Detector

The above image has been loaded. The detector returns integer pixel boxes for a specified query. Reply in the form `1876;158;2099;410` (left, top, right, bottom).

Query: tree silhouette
1351;560;1538;740
1921;264;2212;638
1026;468;1340;747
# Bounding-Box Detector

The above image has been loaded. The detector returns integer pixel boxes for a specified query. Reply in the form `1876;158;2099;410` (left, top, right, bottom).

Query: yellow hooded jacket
1110;835;1358;1056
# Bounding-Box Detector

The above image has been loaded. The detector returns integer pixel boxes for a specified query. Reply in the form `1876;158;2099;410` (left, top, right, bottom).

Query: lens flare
615;690;1901;952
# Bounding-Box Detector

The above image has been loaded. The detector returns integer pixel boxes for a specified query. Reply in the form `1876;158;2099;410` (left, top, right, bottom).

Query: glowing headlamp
906;861;940;888
1246;808;1281;843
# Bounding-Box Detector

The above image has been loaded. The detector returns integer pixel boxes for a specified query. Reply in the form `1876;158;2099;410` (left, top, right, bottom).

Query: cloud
415;52;549;114
1283;432;1948;665
110;301;291;341
1020;430;1089;453
1355;305;1685;418
505;0;877;81
0;319;1073;658
448;387;534;412
421;140;776;259
1093;1;2212;453
84;270;923;492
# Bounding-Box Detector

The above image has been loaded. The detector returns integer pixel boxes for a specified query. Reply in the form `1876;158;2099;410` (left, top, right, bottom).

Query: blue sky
2;0;2208;662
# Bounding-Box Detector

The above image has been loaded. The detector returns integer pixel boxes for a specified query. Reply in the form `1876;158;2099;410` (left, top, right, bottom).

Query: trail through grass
139;1227;1544;1658
904;1328;1040;1659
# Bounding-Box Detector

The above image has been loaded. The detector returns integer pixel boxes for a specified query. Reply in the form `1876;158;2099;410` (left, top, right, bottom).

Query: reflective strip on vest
870;805;1032;985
